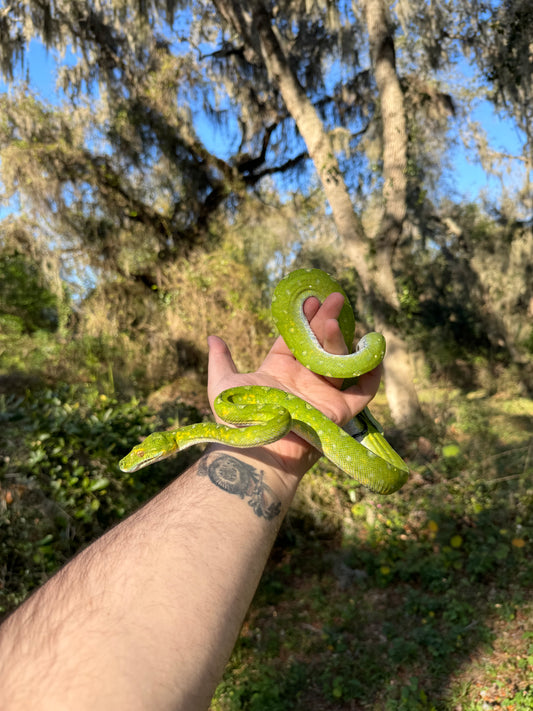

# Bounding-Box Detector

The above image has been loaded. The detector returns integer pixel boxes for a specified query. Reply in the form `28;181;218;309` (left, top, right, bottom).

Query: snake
119;268;409;494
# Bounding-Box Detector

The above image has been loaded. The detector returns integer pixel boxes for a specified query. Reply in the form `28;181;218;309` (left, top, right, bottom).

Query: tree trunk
363;0;423;425
213;0;423;426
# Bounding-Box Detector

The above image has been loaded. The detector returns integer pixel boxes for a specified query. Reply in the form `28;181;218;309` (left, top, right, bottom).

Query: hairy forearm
0;448;298;711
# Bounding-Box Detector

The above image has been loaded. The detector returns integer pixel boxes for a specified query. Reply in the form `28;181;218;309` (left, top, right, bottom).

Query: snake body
119;269;409;494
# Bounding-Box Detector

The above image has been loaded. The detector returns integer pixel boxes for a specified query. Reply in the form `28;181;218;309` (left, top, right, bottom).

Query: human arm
0;294;381;711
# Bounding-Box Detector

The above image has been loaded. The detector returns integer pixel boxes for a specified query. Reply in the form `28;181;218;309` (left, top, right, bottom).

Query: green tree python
119;269;409;494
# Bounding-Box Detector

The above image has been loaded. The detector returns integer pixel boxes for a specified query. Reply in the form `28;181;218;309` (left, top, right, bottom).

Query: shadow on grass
214;460;532;710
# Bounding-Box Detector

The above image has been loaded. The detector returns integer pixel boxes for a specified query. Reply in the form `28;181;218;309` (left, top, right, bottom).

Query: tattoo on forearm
198;454;282;520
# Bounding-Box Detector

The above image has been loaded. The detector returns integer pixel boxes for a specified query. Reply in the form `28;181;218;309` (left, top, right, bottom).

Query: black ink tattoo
198;454;282;520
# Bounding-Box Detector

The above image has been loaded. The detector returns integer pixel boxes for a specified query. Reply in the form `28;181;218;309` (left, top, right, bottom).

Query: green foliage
213;660;308;711
0;384;203;614
0;251;59;332
0;289;531;709
397;204;533;383
74;246;272;390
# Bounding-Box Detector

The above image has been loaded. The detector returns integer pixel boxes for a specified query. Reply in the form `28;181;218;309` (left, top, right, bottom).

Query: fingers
303;292;383;415
306;293;349;389
342;364;383;415
266;292;348;376
207;336;237;397
306;293;348;356
268;296;322;359
301;295;321;322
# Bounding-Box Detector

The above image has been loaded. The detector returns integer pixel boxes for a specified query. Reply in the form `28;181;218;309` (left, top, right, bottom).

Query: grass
0;378;531;709
211;387;533;710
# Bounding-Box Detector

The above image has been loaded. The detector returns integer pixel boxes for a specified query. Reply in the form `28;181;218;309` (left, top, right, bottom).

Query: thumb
342;364;383;417
207;336;238;400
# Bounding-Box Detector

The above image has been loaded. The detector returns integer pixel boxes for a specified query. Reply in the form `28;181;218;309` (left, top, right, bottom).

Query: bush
0;384;203;615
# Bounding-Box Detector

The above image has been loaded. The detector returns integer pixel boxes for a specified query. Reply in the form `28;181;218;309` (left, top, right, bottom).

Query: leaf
88;477;110;492
442;444;461;458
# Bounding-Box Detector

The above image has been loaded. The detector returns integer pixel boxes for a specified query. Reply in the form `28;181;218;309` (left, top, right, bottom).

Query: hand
207;292;382;479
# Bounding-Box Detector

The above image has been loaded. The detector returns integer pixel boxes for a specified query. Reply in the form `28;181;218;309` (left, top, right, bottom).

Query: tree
0;250;59;333
396;0;532;216
0;2;310;285
177;0;422;424
1;0;531;423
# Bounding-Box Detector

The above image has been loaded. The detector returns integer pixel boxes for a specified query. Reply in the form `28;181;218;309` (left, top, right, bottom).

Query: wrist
203;443;312;515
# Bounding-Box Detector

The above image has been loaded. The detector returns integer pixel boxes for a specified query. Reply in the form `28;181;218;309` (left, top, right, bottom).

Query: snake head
119;431;179;472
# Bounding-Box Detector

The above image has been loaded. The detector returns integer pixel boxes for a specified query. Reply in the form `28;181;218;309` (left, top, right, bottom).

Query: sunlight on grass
210;388;533;711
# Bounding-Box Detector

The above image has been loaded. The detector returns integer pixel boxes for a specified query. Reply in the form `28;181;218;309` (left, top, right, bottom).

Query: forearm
0;447;300;711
